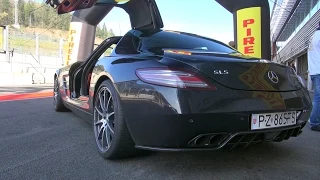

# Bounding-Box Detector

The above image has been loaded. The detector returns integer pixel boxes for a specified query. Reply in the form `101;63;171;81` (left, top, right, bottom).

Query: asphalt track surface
0;85;53;95
0;96;319;179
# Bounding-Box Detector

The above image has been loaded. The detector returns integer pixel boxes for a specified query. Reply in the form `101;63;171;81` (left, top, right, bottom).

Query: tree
0;0;14;25
96;25;105;39
95;24;116;39
102;23;107;35
24;1;36;27
18;0;26;25
35;4;51;27
0;0;69;30
56;14;71;30
109;29;115;37
0;12;8;23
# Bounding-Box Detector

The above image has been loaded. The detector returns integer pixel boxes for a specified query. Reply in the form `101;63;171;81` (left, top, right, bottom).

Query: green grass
0;31;105;57
10;37;61;55
0;34;63;56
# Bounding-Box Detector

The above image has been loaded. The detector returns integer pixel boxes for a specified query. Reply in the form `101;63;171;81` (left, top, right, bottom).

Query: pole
59;38;63;67
59;38;63;58
36;33;39;58
3;26;9;62
1;26;5;51
14;0;19;25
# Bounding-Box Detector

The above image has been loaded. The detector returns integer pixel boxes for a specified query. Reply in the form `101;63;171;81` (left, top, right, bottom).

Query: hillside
1;26;105;57
22;27;70;39
0;0;113;57
20;27;105;44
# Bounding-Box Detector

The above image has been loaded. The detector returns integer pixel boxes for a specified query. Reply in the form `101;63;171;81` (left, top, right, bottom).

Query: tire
53;77;69;112
93;80;140;160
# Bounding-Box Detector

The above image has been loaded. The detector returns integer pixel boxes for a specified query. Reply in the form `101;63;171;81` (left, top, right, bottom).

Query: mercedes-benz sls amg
52;0;312;159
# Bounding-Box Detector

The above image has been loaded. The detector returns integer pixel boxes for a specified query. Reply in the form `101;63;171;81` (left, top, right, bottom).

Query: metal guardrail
29;53;40;64
29;53;47;83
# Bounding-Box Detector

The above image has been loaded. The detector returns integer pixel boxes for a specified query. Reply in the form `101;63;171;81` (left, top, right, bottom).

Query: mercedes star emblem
268;71;279;84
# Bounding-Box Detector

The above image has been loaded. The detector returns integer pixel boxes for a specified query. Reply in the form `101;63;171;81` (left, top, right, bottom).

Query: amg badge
214;70;229;75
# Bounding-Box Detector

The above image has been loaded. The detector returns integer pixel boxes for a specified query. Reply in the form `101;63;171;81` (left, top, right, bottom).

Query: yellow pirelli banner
64;22;83;66
236;7;262;58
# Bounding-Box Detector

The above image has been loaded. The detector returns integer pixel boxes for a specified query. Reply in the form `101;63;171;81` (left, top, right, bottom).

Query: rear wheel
93;80;139;160
53;77;69;112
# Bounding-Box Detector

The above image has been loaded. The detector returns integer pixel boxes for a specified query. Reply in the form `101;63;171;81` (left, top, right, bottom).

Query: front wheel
93;80;140;160
53;77;69;112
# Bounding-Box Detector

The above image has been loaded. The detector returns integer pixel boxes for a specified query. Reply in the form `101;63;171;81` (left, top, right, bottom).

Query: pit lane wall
0;53;62;86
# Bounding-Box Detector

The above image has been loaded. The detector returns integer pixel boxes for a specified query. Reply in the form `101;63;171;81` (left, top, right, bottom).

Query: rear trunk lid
162;50;302;92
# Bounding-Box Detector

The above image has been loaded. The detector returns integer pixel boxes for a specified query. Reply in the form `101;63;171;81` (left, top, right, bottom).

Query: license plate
251;111;297;130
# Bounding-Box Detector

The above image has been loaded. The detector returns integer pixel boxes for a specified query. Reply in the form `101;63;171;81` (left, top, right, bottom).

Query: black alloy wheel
94;86;115;152
93;80;142;159
53;77;69;112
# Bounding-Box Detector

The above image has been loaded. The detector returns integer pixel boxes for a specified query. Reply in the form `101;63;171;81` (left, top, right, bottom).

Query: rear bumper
115;80;312;150
124;108;311;150
135;122;307;151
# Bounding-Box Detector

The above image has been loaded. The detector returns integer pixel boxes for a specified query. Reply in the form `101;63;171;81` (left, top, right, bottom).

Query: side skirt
64;101;93;124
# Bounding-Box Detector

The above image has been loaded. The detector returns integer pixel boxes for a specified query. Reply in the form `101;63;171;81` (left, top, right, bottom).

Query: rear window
114;30;239;55
139;30;238;54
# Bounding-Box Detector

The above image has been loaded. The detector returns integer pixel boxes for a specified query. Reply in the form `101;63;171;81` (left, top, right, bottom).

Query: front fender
55;69;61;78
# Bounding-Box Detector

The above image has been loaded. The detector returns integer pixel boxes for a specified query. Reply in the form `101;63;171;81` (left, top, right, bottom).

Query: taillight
136;68;216;90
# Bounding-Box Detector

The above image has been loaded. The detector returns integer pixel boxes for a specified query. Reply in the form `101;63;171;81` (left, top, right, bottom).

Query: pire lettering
243;19;255;54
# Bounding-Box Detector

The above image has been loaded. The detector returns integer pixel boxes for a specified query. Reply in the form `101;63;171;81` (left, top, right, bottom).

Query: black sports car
53;1;312;160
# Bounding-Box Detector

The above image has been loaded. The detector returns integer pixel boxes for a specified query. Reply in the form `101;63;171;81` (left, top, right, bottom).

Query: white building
270;0;320;91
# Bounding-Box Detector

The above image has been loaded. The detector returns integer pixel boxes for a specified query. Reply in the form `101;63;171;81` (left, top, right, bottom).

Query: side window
138;31;238;54
115;31;140;54
105;44;117;56
97;44;117;59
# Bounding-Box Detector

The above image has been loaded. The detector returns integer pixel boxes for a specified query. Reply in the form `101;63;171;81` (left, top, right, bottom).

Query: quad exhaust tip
188;124;305;150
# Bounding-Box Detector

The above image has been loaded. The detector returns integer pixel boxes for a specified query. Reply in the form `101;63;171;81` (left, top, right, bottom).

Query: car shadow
117;142;291;165
58;103;298;170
